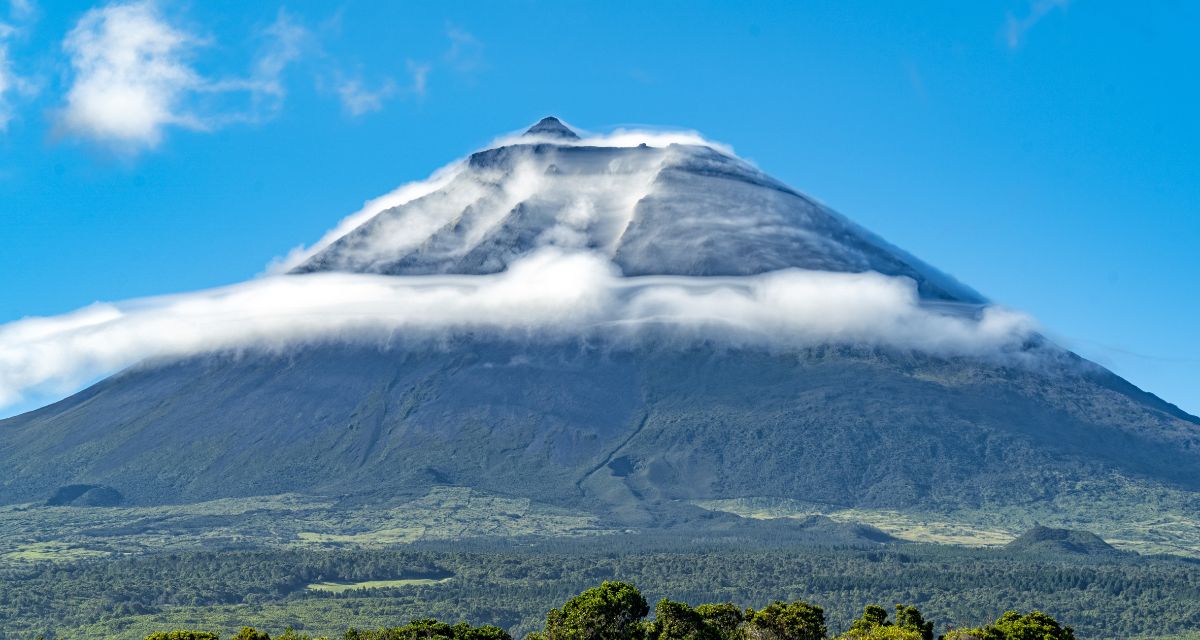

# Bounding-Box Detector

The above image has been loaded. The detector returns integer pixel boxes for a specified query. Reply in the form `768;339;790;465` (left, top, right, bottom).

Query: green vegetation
843;605;932;640
0;490;611;563
133;582;1072;640
2;542;1200;639
693;472;1200;558
942;611;1075;640
531;581;648;640
145;633;219;640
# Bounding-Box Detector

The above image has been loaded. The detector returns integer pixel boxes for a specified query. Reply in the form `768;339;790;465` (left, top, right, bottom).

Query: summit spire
524;116;579;140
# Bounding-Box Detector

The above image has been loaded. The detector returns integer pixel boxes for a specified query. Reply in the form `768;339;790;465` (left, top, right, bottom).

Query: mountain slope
2;342;1196;540
1;118;1198;552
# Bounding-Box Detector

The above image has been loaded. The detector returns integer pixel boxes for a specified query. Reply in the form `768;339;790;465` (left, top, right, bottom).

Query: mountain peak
524;116;579;140
293;119;984;302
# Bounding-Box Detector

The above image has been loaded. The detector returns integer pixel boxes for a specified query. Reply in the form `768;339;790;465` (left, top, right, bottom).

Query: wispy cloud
336;75;395;116
324;23;477;117
1005;0;1069;49
330;59;429;117
443;24;484;73
0;0;38;132
8;0;31;20
56;1;308;153
0;26;18;131
244;9;306;116
407;59;430;98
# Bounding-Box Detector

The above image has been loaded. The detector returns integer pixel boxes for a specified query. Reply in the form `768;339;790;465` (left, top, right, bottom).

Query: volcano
2;118;1197;551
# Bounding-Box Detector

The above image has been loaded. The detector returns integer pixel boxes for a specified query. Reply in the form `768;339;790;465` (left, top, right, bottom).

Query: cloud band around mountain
0;248;1037;412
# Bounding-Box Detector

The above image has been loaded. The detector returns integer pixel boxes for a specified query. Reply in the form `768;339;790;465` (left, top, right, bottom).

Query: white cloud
0;248;1038;412
336;76;395;116
0;28;16;131
443;25;484;73
330;58;429;117
1006;0;1069;49
59;1;204;149
8;0;33;21
321;23;473;117
0;0;38;132
57;2;307;151
407;59;430;98
244;9;305;113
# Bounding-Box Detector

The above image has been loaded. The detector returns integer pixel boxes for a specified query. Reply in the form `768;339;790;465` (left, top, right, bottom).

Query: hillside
1005;527;1123;556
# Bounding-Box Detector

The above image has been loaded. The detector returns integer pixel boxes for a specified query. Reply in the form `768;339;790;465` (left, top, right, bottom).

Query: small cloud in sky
443;24;484;73
58;1;206;149
1005;0;1069;49
0;0;39;133
56;1;308;153
336;76;395;116
8;0;33;20
331;58;429;117
246;9;306;110
407;59;430;98
0;27;17;131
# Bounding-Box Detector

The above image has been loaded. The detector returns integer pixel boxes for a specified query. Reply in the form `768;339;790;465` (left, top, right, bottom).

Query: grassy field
1;541;109;563
4;476;1199;569
0;487;613;565
693;471;1200;557
307;577;453;592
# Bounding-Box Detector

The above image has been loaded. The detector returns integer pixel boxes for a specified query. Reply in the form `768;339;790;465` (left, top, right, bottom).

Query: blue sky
0;0;1197;415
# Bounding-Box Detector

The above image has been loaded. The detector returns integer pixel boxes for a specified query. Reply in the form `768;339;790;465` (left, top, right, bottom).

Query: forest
2;540;1200;639
140;580;1076;640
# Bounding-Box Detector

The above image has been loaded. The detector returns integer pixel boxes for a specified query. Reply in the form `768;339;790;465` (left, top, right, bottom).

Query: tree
647;599;720;640
695;603;744;640
454;623;513;640
745;601;827;640
942;611;1075;640
233;628;271;640
342;619;511;640
277;630;329;640
838;629;921;640
535;581;650;640
893;606;932;640
840;604;931;640
847;606;889;635
144;632;219;640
